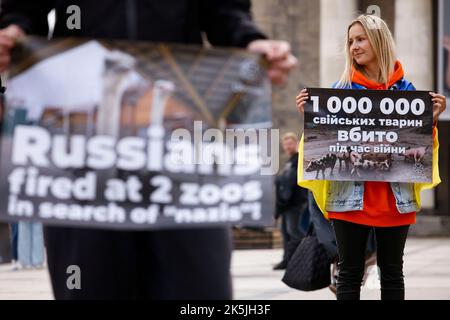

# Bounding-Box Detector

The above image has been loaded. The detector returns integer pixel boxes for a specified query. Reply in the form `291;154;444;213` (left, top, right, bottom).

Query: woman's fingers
295;93;308;99
295;89;309;113
296;101;307;113
295;98;307;106
296;90;308;100
430;92;447;122
433;102;445;114
296;88;307;96
430;92;446;107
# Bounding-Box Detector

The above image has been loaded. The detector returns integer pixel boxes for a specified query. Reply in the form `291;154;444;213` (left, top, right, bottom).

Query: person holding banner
296;14;446;300
0;0;297;299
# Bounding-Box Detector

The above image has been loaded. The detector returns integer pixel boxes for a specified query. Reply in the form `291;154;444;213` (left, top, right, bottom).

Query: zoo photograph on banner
302;88;433;183
0;37;275;230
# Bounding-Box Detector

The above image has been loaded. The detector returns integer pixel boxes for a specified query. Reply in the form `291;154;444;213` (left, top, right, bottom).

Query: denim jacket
326;78;418;214
326;180;418;213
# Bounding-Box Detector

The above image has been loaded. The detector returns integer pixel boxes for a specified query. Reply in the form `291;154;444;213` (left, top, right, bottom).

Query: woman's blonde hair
336;14;397;88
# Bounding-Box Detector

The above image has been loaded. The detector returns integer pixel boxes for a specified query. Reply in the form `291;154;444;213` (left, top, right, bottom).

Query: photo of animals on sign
302;88;434;183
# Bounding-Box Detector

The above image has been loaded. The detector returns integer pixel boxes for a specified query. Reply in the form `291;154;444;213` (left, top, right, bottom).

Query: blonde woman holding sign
296;15;446;300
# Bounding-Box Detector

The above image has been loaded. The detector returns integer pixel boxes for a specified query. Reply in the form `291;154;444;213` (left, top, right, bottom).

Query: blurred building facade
251;0;449;236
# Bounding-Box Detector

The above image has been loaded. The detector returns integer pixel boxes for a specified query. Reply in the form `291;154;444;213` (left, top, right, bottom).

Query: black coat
275;153;308;219
0;0;266;46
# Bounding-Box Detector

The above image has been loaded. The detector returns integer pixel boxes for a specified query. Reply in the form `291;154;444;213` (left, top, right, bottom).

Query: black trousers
331;219;410;300
44;226;233;300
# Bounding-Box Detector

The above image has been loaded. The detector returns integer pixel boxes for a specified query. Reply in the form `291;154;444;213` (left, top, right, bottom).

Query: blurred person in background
273;132;308;270
17;221;45;269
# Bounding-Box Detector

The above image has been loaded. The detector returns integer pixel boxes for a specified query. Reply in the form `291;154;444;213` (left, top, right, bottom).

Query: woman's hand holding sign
430;92;446;124
296;88;309;113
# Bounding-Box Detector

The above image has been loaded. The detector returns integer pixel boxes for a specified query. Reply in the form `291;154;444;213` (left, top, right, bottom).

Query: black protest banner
303;88;433;183
0;37;276;230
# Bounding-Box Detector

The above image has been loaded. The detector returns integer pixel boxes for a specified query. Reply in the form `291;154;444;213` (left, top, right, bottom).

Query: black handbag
282;231;332;291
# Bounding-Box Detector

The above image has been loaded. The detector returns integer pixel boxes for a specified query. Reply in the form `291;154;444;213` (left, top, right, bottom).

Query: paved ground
1;238;450;300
